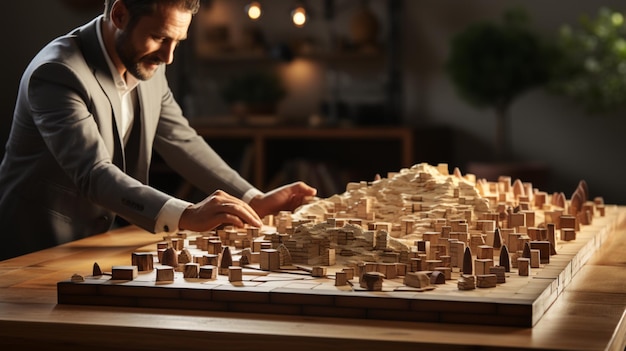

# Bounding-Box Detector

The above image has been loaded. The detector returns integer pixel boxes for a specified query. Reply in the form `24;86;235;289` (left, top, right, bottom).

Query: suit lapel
130;83;153;184
75;17;126;170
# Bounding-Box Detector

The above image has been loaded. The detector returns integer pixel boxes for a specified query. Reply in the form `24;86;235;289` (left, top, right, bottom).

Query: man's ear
110;0;129;30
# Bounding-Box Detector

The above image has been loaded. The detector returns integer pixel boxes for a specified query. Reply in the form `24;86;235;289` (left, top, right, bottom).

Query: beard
115;29;162;81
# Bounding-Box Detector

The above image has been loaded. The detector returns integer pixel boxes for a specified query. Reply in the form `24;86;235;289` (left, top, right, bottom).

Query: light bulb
246;1;262;21
291;5;307;27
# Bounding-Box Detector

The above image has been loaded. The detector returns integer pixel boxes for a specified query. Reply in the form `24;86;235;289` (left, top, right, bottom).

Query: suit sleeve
151;74;259;199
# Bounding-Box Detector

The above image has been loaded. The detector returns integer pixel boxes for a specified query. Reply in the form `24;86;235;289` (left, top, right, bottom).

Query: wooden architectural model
58;163;619;327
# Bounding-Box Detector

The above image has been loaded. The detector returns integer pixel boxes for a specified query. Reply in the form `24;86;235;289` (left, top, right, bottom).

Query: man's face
115;4;192;80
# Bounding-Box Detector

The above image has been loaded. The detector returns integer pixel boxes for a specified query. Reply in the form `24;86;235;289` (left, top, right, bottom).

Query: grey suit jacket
0;17;256;260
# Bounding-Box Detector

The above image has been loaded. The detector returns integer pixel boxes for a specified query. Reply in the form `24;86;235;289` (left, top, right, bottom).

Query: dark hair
104;0;200;20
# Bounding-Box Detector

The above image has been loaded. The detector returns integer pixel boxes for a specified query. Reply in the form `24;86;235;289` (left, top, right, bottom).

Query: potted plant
445;8;556;161
548;7;626;115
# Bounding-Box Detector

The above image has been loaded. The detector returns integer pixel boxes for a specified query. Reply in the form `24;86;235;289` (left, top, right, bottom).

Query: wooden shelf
149;123;454;200
191;124;415;190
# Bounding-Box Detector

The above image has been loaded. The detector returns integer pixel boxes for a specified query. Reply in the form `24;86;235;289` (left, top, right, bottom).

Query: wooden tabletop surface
1;209;625;351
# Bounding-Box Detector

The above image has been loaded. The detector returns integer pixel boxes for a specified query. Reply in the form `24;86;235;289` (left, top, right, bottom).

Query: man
0;0;316;261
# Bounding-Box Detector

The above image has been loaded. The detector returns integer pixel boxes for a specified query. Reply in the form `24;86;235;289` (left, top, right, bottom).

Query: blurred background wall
1;0;625;204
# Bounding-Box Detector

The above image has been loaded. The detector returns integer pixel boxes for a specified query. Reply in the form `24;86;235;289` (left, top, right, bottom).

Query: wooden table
1;210;625;351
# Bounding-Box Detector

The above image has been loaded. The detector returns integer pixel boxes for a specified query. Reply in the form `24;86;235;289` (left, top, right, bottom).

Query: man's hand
249;181;317;218
178;190;263;232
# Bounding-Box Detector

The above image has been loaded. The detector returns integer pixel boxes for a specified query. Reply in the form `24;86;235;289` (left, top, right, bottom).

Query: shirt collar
96;16;139;94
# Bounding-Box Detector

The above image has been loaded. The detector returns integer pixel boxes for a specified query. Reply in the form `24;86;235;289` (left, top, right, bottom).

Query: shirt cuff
155;198;192;233
242;188;264;203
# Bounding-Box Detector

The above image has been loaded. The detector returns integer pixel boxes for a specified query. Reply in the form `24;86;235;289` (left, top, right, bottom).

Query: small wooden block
335;271;348;286
457;274;476;290
530;249;541;268
508;213;525;228
530;241;551;264
311;266;327;277
360;271;384;291
434;267;452;280
476;274;497;288
199;265;217;279
476;245;494;259
260;249;280;271
474;259;493;276
518;258;530;276
489;265;506;283
342;267;355;280
160;247;178;268
111;266;138;281
430;270;446;284
131;252;154;272
170;238;184;250
183;263;199;278
561;228;576;241
559;215;577;230
404;272;430;288
228;266;243;282
156;266;175;282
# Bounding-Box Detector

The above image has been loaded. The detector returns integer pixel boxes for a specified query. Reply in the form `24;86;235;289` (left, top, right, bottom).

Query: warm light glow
246;1;262;21
291;6;307;27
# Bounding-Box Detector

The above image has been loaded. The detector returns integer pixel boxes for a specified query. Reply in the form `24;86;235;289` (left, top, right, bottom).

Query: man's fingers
217;202;262;227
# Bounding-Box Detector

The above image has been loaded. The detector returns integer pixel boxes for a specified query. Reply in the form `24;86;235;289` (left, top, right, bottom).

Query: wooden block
160;247;178;268
422;232;440;244
404;272;430;288
474;259;493;276
410;257;422;272
507;233;522;253
183;263;199;278
156;266;174;282
476;274;497;288
170;237;184;250
196;236;210;251
530;241;551;264
559;215;577;230
199;265;217;279
335;271;348;286
111;266;138;280
430;270;446;284
457;274;476;290
477;245;494;259
207;240;222;255
530;249;541;268
131;252;154;272
203;254;219;266
395;263;407;276
360;271;384;291
178;248;192;264
434;266;452;280
425;259;442;271
342;267;355;280
311;266;327;277
449;240;465;268
561;228;576;241
518;258;530;276
260;249;280;271
508;213;525;228
489;265;506;283
378;263;397;279
228;266;243;282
